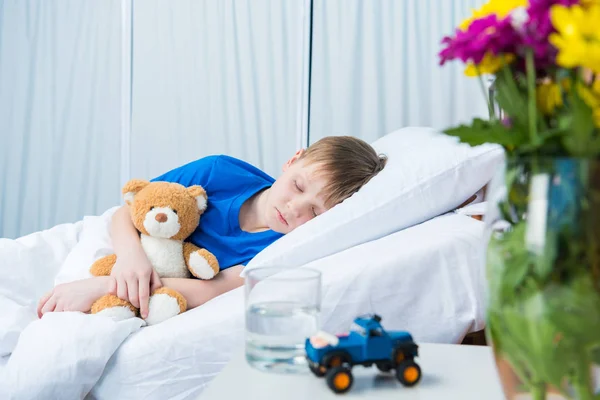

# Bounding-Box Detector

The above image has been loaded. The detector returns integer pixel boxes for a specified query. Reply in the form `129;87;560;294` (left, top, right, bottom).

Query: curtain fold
0;0;122;239
130;0;308;179
308;0;488;144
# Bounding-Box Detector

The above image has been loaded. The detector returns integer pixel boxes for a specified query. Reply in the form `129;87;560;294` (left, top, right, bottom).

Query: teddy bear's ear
187;185;208;212
122;179;150;205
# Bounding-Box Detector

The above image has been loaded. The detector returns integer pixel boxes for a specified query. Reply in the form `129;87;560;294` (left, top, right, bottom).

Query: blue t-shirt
152;155;283;269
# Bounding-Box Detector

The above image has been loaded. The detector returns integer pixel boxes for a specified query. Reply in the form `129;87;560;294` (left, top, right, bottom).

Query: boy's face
265;150;330;234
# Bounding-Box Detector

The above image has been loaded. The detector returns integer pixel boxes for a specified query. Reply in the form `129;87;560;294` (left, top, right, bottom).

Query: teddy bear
89;179;220;325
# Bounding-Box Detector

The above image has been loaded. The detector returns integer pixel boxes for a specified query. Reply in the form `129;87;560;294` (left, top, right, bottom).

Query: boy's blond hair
300;136;387;208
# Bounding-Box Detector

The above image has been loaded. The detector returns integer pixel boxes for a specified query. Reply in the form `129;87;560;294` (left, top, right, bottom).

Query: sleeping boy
37;136;388;319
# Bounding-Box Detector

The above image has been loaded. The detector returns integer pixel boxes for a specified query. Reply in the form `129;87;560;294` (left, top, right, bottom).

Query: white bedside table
201;343;505;399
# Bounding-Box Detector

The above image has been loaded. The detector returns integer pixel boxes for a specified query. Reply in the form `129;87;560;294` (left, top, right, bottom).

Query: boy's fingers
37;291;53;318
41;296;57;316
150;270;162;292
128;281;140;308
107;278;117;295
117;278;129;301
139;282;150;319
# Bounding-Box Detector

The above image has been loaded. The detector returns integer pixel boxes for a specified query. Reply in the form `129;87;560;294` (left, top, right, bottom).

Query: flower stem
530;384;546;400
525;49;538;145
477;68;496;120
571;357;595;400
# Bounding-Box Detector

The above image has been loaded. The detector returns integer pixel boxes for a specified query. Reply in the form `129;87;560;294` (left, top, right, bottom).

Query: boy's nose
287;201;305;219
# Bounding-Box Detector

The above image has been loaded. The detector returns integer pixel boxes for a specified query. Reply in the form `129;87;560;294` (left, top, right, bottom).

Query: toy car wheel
322;351;352;369
396;360;421;387
392;348;408;366
326;366;354;394
376;361;392;372
309;362;326;377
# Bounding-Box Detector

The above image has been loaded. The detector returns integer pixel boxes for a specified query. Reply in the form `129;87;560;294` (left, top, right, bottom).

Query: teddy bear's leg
145;287;187;326
91;294;139;321
183;242;220;280
90;254;117;276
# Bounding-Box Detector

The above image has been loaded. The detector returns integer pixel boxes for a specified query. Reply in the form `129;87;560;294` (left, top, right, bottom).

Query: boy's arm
110;205;161;318
161;265;244;310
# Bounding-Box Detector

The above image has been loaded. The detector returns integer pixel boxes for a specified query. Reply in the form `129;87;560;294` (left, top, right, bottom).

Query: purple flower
438;0;583;71
522;0;580;67
439;15;520;66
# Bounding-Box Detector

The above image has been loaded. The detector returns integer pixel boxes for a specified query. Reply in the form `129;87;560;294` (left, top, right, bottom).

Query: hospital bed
0;127;502;399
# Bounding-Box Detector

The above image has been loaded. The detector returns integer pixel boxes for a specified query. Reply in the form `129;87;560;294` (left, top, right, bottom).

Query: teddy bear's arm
182;242;220;280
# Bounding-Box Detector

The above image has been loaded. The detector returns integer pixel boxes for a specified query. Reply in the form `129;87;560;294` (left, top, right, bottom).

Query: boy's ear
122;179;151;205
283;149;305;172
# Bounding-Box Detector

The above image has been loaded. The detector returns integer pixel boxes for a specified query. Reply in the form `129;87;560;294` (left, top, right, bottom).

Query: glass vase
485;157;600;400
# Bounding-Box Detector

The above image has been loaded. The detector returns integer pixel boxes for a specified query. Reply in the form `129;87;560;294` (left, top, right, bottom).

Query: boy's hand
37;276;117;318
110;251;162;319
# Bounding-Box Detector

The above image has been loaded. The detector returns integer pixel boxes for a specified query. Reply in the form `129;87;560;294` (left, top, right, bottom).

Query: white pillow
243;127;503;275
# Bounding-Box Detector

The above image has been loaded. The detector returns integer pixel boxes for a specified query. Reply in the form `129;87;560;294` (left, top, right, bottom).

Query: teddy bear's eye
150;206;155;211
173;210;178;215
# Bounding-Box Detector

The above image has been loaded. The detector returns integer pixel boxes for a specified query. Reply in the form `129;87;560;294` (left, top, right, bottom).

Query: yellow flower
459;0;528;30
536;80;563;115
464;53;515;76
549;5;600;74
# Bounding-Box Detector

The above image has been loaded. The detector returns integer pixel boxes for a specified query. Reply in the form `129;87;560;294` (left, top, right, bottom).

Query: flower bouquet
439;1;600;399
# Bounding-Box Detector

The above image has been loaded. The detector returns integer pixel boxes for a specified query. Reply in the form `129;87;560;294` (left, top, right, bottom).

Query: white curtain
0;0;309;239
308;0;488;144
130;0;310;180
0;0;123;239
0;0;488;238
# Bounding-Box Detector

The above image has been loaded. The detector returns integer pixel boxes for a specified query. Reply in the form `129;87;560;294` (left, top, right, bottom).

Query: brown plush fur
153;287;187;312
122;179;151;198
90;254;117;276
183;242;220;279
125;180;206;241
91;294;139;316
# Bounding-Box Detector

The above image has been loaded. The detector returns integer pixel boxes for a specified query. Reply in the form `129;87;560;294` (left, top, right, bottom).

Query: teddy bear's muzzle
155;213;168;223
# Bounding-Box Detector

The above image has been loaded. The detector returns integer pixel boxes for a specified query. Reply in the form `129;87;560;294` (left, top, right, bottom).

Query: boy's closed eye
294;179;319;218
294;180;303;192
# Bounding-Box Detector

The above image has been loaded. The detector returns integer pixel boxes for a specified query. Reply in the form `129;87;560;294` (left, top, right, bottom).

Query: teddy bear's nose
155;213;168;223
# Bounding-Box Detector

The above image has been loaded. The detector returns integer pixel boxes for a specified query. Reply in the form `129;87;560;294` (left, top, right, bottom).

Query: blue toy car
305;314;421;394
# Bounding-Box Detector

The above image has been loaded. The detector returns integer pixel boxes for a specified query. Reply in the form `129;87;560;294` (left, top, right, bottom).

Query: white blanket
0;208;487;399
0;208;146;399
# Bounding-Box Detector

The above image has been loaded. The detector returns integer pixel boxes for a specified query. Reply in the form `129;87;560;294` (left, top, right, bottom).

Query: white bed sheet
0;209;486;399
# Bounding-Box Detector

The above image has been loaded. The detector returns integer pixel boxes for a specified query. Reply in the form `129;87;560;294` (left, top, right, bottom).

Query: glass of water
245;267;321;373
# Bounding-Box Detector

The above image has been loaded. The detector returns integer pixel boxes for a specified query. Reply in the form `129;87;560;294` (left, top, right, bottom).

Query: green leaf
591;346;600;365
532;230;558;281
562;86;596;156
487;223;530;304
546;274;600;347
444;118;524;148
495;67;529;133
